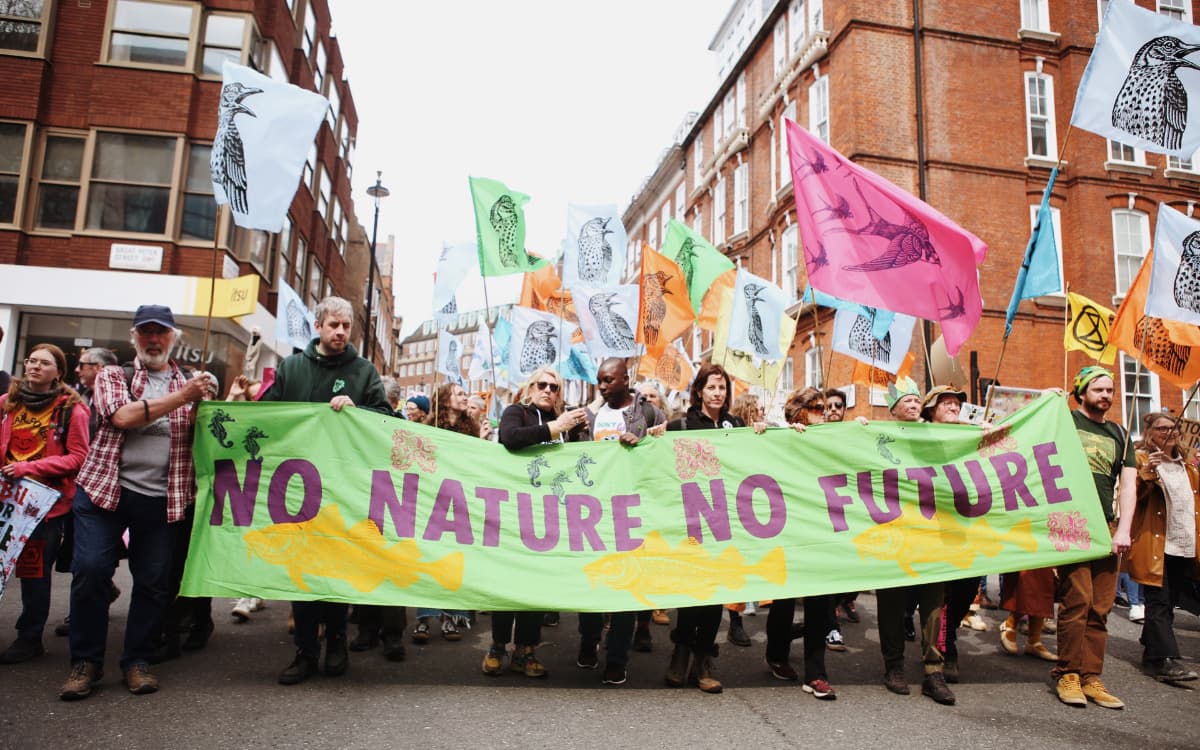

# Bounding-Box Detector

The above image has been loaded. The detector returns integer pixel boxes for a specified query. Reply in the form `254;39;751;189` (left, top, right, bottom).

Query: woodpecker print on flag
832;308;917;374
509;306;578;381
728;267;788;361
785;120;987;356
470;177;548;277
564;204;627;287
1147;202;1200;326
570;284;641;359
1072;0;1200;156
212;61;328;232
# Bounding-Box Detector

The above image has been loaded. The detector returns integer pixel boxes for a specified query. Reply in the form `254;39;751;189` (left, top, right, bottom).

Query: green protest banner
181;394;1110;610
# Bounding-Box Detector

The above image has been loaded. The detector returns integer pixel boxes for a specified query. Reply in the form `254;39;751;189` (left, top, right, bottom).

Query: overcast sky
328;1;733;338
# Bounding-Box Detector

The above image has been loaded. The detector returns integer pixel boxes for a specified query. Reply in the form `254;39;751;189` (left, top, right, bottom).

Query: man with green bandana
1053;366;1136;709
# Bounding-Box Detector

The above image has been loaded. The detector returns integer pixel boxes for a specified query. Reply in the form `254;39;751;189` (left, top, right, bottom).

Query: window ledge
1033;294;1067;309
0;49;48;61
1024;156;1063;170
1104;161;1154;176
1112;293;1125;308
1018;28;1061;44
95;60;195;76
776;182;794;203
1165;168;1200;182
727;230;749;245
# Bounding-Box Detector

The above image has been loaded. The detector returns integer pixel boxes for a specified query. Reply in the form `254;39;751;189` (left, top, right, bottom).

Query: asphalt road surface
1;571;1198;750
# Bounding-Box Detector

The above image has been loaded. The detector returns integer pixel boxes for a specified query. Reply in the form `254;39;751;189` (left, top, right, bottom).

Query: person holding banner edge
0;344;91;665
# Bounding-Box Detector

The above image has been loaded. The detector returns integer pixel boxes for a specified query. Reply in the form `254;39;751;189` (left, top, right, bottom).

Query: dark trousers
1141;555;1193;662
766;595;831;682
69;487;175;671
357;605;407;640
491;612;542;647
14;514;65;642
292;601;348;657
671;604;723;656
942;577;980;662
877;583;944;674
162;504;211;642
579;611;636;666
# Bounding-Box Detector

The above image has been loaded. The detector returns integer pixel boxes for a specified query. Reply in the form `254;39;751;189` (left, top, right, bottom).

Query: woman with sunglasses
0;344;91;664
485;366;588;679
1127;412;1200;684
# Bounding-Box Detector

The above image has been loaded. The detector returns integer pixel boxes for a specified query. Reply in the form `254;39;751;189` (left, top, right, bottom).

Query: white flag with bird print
432;240;476;325
727;268;789;361
563;204;628;287
437;327;465;385
508;306;579;381
1070;0;1200;157
832;308;917;373
570;284;641;358
212;61;328;232
469;317;511;389
1146;202;1200;326
274;278;315;352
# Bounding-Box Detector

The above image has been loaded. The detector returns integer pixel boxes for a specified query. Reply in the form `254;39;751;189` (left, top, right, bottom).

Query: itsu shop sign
0;477;60;602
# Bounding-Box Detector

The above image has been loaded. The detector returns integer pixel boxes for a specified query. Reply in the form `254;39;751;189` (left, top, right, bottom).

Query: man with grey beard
59;305;214;701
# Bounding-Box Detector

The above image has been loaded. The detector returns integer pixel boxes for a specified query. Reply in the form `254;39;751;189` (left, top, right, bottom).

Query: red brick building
0;0;389;386
622;0;1199;435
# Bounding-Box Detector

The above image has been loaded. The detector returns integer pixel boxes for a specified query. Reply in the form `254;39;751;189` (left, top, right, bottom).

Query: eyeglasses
827;402;845;410
533;381;560;393
1150;425;1181;434
24;357;56;368
77;361;99;367
806;403;825;412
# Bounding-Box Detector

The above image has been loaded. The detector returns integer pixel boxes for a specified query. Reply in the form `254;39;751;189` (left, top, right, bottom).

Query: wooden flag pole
809;302;825;390
480;275;502;401
1063;282;1072;391
199;203;227;373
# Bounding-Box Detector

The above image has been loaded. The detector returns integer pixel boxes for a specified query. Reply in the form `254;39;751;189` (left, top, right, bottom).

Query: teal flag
182;395;1110;610
1005;169;1061;336
469;176;547;277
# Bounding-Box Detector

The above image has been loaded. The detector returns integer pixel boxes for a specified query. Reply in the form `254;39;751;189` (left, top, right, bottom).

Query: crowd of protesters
1;298;1196;709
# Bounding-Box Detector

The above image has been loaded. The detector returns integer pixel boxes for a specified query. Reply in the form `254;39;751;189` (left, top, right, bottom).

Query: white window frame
782;223;799;302
733;163;748;235
1023;72;1057;160
1120;353;1160;440
789;0;806;55
723;87;736;138
809;76;829;144
780;358;795;394
1112;208;1150;298
0;120;32;228
808;0;824;33
1028;204;1065;297
780;101;796;191
661;203;672;241
1167;148;1200;174
713;177;726;245
0;0;55;58
674;182;686;221
1106;139;1145;165
714;107;724;145
1184;388;1200;420
648;214;658;251
1158;0;1192;23
773;17;789;77
693;135;704;186
102;0;201;72
1021;0;1051;32
804;345;824;389
736;72;746;130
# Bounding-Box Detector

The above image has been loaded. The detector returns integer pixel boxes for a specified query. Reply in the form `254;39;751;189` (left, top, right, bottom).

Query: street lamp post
364;170;389;362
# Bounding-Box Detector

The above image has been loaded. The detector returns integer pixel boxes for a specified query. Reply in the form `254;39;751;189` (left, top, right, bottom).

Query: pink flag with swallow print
785;119;988;356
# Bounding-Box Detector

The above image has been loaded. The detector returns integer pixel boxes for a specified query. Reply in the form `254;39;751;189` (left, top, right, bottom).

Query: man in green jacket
258;296;390;685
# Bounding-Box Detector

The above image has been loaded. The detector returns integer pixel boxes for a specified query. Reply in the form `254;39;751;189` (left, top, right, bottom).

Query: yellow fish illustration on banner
582;531;786;606
853;513;1036;577
243;504;464;593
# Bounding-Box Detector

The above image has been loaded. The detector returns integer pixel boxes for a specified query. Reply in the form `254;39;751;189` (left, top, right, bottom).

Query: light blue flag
1004;169;1061;337
563;204;628;287
728;268;789;360
559;343;599;384
436;328;464;385
802;285;895;339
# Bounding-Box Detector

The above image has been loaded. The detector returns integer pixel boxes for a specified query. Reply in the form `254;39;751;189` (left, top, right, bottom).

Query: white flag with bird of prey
432;241;476;325
1071;0;1200;157
563;204;628;287
212;61;328;231
727;268;789;361
1147;202;1200;326
508;306;579;381
274;278;315;352
571;284;641;358
832;308;917;373
437;328;464;384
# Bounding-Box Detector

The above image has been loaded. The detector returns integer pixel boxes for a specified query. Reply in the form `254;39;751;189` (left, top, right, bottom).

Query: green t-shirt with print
1072;409;1136;522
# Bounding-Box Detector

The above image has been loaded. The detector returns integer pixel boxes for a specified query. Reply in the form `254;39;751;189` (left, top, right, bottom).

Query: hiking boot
381;634;406;662
54;617;70;637
123;664;159;695
182;618;214;651
482;644;506;676
943;659;960;684
515;646;547;679
324;633;349;676
149;634;181;665
602;662;627;685
278;651;318;685
884;668;910;695
689;651;722;693
350;628;379;652
59;661;103;701
652;610;671;626
633;624;653;652
1081;678;1124;709
1146;658;1199;683
803;678;837;700
727;620;751;647
0;637;45;664
1055;673;1086;707
921;671;956;705
766;659;798;681
542;612;560;627
577;639;599;669
664;644;690;687
825;628;846;651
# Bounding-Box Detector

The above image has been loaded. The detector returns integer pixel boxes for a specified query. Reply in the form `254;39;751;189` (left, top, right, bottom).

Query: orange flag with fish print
1109;250;1200;389
637;244;695;358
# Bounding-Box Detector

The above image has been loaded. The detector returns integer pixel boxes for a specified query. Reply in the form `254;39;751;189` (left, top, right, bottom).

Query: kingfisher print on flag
832;308;917;374
433;241;476;325
636;245;694;358
1004;169;1062;336
661;219;735;318
212;61;328;232
470;177;548;277
785;120;987;356
571;284;640;359
563;204;627;287
1147;203;1200;326
508;306;578;381
1071;0;1200;157
728;267;789;361
437;328;464;385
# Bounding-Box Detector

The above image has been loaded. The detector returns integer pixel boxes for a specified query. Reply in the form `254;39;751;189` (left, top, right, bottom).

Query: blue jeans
69;486;176;671
14;514;65;642
415;608;469;620
1118;572;1144;606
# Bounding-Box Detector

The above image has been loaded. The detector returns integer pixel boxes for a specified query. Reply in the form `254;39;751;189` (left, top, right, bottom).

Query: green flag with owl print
469;176;547;277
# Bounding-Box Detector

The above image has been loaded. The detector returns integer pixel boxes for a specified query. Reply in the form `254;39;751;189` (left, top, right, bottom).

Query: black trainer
324;634;349;676
278;651;318;685
0;637;45;664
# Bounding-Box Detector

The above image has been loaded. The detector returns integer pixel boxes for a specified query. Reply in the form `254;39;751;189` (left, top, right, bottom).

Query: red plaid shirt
75;359;196;523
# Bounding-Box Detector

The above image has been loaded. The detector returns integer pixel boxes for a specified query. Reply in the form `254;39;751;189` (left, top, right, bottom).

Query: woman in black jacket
663;362;744;694
485;367;588;679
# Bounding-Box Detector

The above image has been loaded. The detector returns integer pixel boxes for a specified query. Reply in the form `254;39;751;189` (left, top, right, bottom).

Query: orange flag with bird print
636;244;694;358
1109;249;1200;389
638;343;696;393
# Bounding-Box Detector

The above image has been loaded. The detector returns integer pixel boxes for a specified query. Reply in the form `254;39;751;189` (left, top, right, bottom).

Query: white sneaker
745;602;758;616
825;628;847;651
1129;604;1145;624
231;597;263;622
